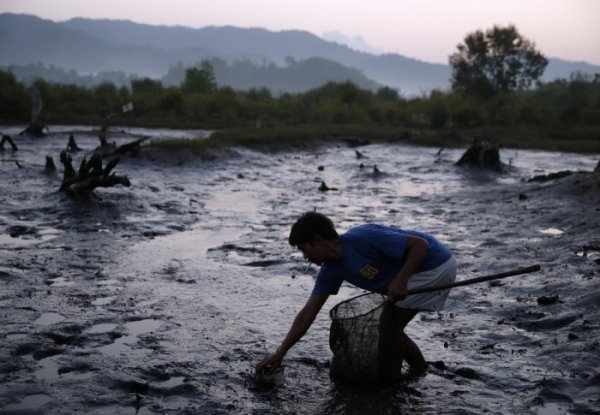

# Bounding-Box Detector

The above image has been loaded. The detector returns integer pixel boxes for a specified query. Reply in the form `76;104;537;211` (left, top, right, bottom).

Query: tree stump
66;134;82;152
45;155;56;172
0;135;18;151
59;151;130;194
19;121;49;137
456;140;503;171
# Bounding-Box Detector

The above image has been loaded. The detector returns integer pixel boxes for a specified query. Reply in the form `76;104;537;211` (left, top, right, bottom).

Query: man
256;211;456;376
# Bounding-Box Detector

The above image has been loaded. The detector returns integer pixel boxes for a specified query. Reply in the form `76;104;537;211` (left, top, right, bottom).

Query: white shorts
394;255;457;311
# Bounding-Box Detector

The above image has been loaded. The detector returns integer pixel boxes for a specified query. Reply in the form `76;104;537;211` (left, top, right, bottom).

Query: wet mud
1;126;599;414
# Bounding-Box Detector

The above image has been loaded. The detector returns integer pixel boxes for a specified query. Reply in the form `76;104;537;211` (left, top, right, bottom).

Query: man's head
289;211;338;246
289;212;339;265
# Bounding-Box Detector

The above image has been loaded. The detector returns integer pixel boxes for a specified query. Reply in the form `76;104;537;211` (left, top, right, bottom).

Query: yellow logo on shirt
360;265;378;280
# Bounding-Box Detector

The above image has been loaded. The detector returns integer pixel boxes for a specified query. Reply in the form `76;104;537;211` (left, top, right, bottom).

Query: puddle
538;228;564;236
34;357;59;381
98;319;161;357
111;226;247;278
92;296;117;306
34;312;66;326
96;279;121;286
84;323;118;334
152;376;186;389
2;394;51;411
5;333;28;341
61;371;94;380
534;402;571;415
47;277;75;287
125;319;162;337
204;190;260;213
0;227;63;247
34;356;95;381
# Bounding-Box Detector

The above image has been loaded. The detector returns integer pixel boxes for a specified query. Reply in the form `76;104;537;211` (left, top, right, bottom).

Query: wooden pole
406;264;541;295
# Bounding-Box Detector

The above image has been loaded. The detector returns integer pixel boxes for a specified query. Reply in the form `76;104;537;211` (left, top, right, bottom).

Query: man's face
297;241;325;265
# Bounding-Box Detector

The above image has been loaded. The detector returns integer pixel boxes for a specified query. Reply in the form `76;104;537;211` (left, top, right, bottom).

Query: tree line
1;25;598;130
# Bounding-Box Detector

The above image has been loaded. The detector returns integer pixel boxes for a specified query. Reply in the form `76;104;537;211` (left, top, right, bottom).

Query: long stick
406;264;541;295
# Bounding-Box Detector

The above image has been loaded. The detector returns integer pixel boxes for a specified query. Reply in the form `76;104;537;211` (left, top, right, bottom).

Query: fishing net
329;292;403;382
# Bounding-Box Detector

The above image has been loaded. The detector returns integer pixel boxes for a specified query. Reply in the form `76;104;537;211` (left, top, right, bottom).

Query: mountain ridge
1;13;598;95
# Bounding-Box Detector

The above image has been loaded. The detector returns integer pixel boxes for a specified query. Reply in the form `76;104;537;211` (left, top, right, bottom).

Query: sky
1;0;599;65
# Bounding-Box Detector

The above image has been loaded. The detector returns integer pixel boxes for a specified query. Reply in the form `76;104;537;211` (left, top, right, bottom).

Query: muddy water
1;126;599;414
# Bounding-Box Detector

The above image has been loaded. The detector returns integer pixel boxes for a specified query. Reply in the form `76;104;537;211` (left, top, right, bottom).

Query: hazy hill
1;13;598;95
0;14;178;77
60;17;451;94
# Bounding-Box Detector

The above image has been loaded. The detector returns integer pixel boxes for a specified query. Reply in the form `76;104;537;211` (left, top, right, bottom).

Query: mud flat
1;126;599;414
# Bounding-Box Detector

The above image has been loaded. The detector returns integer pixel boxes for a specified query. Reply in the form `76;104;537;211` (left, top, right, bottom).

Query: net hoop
329;292;386;321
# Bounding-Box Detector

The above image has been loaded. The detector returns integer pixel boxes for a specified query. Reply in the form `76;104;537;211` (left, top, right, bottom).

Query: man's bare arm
256;294;329;370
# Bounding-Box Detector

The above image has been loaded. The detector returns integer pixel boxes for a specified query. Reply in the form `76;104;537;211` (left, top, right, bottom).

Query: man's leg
394;308;427;371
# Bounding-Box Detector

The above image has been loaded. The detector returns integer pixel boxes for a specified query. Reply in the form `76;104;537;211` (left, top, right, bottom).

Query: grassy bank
148;124;600;154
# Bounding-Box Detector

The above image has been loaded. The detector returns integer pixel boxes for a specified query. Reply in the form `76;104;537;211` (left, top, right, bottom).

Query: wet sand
1;127;599;414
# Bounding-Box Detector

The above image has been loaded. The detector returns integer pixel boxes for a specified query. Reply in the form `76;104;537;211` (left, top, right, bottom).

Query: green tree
159;88;184;116
94;82;120;116
450;25;548;99
0;70;30;121
376;86;399;102
52;83;95;117
182;61;217;94
131;78;162;115
131;78;163;95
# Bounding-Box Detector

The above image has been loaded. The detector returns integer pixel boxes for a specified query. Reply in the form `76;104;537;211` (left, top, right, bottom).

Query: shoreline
3;122;600;155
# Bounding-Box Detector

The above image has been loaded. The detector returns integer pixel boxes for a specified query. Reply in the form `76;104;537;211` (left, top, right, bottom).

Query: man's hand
256;352;283;372
387;278;408;303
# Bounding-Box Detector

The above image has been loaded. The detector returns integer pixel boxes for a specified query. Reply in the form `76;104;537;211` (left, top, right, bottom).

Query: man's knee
393;307;419;329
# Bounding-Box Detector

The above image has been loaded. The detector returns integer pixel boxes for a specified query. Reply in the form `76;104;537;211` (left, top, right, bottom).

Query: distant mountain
321;31;385;55
1;13;598;95
543;58;600;81
59;17;451;94
0;14;177;78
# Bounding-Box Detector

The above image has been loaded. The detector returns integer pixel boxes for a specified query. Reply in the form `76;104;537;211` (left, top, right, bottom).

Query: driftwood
0;159;23;168
59;150;130;193
529;171;574;183
19;121;49;137
112;136;149;156
93;134;149;158
456;139;503;171
1;135;18;151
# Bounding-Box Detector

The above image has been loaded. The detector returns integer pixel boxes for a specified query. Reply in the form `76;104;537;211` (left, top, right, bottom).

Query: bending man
256;211;456;376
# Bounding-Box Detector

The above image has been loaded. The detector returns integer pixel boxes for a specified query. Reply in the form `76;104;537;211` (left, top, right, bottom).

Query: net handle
406;264;541;295
328;264;540;320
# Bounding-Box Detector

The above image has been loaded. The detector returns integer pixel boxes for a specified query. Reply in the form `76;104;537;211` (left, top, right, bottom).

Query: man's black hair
288;211;339;246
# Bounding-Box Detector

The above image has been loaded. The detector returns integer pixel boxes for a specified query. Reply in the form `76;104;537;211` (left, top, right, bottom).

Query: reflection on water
2;394;51;412
98;319;161;357
0;227;63;247
84;322;118;334
34;312;65;326
538;227;564;235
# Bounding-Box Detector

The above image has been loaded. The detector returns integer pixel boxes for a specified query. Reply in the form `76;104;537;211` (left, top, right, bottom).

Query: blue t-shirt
312;224;452;295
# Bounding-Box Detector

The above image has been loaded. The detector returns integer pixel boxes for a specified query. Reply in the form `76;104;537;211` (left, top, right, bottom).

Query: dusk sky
1;0;599;65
